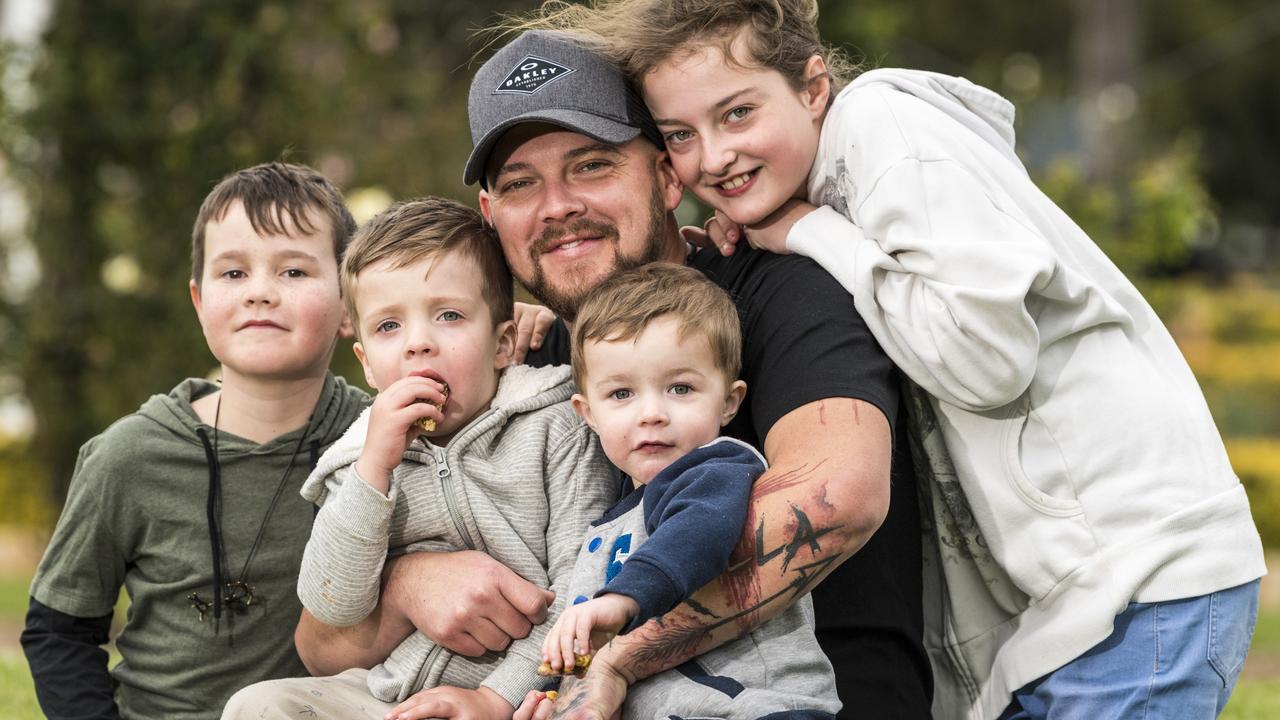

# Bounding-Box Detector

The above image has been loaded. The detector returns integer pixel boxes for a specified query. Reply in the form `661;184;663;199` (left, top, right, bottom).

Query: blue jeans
999;580;1260;720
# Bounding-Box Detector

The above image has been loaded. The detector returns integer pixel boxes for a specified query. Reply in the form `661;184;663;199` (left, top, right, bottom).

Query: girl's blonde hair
501;0;859;94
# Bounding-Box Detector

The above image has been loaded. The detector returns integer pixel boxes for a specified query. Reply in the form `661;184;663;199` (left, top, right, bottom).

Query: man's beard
522;180;669;322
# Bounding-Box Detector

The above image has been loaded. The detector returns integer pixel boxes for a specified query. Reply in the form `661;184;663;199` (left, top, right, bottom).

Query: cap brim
463;108;643;187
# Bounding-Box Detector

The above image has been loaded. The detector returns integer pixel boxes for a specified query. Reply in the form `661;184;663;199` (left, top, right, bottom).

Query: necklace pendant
188;592;211;622
223;580;256;612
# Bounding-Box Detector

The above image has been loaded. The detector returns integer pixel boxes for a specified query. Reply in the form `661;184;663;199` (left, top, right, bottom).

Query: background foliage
0;1;1277;529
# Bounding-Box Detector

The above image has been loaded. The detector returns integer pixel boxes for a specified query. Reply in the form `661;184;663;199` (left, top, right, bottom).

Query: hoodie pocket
990;397;1097;599
1001;404;1082;517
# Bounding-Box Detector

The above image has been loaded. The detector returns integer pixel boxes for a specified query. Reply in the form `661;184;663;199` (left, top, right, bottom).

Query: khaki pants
222;668;396;719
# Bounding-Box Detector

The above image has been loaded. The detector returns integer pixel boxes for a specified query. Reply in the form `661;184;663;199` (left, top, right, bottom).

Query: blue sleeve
600;440;763;631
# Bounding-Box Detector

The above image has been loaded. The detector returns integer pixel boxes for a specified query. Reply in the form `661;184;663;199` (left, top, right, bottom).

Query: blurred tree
4;0;535;508
2;0;1277;515
819;0;1279;272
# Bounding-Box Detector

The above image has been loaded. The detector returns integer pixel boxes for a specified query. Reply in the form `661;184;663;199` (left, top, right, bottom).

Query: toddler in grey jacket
222;197;618;720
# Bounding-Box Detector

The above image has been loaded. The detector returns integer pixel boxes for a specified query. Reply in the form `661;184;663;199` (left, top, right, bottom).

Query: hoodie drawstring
194;427;226;630
189;404;317;639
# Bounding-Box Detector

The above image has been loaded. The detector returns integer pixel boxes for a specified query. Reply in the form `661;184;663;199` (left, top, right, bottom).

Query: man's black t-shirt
525;248;931;718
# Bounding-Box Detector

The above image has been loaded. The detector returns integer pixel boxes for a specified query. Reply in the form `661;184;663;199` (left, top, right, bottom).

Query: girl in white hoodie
521;1;1266;719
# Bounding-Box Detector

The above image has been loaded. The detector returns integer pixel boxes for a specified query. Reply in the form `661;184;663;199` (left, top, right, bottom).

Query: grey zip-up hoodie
297;364;619;707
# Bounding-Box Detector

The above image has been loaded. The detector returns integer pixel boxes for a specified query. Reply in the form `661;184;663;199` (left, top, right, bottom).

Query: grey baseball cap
464;30;663;187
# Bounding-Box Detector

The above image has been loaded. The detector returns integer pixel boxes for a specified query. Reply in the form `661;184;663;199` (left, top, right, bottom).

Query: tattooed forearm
755;504;840;573
627;552;843;674
752;458;827;498
624;505;845;676
682;597;721;619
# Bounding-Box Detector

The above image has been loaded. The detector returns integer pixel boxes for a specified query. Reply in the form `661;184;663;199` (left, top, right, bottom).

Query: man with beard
292;31;931;720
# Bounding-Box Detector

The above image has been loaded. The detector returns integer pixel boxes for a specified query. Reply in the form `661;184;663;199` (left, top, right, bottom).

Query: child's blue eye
670;383;692;396
375;320;400;333
438;310;462;322
727;106;752;122
609;389;633;401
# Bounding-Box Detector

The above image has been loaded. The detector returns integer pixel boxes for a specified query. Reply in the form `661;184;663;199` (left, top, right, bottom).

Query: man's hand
540;650;629;720
387;685;512;720
384;551;555;656
294;551;554;675
356;376;446;494
542;593;637;673
513;302;556;364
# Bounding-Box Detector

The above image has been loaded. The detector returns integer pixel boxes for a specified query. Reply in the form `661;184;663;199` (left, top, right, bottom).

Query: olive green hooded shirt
30;373;367;719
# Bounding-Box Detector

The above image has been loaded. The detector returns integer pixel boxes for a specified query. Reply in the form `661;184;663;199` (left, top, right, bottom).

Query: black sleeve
692;249;899;446
21;597;121;720
522;316;572;368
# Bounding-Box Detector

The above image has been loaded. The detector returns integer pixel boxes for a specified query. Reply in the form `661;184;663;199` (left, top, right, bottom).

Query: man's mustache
533;219;620;256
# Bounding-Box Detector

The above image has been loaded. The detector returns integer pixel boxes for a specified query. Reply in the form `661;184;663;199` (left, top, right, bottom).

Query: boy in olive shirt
21;162;369;720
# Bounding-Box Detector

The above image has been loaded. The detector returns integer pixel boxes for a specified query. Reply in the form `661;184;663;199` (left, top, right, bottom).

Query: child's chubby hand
356;375;447;494
513;301;556;364
541;593;639;676
386;685;512;720
513;689;558;720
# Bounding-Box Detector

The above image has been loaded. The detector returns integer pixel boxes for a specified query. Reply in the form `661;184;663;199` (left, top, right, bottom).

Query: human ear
720;379;747;426
493;320;517;370
352;342;379;391
337;310;355;340
478;189;494;225
571;393;597;430
188;279;203;319
803;55;831;120
655;152;684;211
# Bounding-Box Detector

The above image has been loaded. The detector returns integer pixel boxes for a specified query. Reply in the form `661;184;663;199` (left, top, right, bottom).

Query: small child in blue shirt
523;262;841;720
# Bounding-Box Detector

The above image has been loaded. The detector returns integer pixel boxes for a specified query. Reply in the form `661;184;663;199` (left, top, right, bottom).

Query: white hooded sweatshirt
788;68;1265;720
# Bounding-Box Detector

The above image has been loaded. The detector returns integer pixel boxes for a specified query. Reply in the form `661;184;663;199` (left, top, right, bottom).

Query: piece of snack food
545;691;558;701
537;654;592;677
413;383;450;432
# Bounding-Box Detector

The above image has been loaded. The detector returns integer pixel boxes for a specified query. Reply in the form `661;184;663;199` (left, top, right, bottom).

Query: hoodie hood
846;68;1021;169
137;373;367;455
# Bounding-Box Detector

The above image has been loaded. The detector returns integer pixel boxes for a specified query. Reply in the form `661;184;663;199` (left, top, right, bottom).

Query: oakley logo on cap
494;56;575;95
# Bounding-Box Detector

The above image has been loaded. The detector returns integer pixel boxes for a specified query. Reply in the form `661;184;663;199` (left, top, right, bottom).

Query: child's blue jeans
998;580;1260;720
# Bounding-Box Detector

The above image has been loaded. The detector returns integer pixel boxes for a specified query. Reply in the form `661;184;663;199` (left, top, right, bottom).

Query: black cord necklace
189;394;310;635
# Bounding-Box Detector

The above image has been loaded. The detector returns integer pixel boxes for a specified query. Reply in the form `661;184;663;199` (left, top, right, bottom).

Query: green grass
1223;680;1280;719
0;654;41;720
1251;599;1280;649
0;574;32;618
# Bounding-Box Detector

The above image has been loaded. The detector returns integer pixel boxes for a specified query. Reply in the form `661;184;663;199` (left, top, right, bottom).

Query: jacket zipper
434;445;476;550
407;643;443;701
